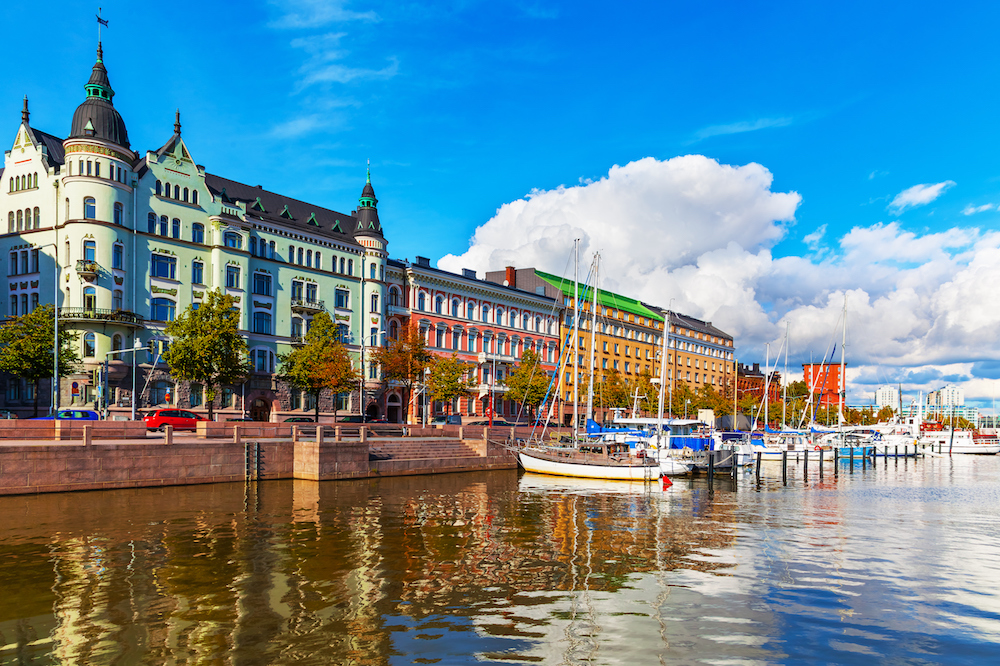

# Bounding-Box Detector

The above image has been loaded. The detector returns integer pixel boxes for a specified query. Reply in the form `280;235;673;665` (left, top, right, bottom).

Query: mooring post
849;447;854;473
707;451;715;489
804;449;809;477
862;447;867;470
755;451;762;484
781;450;787;485
335;426;342;442
317;424;324;446
819;449;824;480
360;426;367;444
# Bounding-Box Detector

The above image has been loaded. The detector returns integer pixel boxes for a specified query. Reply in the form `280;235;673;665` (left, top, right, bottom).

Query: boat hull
517;449;660;481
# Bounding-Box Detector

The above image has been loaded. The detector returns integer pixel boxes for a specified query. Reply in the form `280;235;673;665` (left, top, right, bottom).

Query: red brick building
802;363;844;407
736;363;782;404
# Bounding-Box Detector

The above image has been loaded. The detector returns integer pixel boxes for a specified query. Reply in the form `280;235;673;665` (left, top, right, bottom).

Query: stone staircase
368;438;481;461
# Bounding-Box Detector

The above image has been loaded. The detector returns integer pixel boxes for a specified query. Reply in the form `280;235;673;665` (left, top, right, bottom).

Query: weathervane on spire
96;7;108;48
367;158;371;183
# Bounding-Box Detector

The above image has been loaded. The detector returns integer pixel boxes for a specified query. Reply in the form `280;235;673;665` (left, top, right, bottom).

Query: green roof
534;270;664;322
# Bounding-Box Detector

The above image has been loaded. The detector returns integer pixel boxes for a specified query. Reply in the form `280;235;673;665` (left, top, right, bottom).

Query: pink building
385;257;561;424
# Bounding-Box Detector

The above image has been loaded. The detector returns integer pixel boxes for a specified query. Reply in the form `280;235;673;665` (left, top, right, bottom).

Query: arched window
7;212;13;233
16;210;22;231
347;259;353;275
113;243;125;267
223;232;241;249
114;202;123;225
147;212;156;233
174;185;180;199
306;250;312;267
371;293;379;313
418;292;426;311
83;240;96;261
315;252;321;270
113;289;123;310
112;334;123;352
297;248;303;264
389;287;401;306
340;257;345;273
32;207;39;229
435;296;443;314
523;314;529;330
33;173;38;188
452;300;460;317
83;332;96;358
252;311;272;335
289;245;295;263
155;180;162;196
250;237;257;256
183;187;189;202
83;286;96;310
389;320;399;340
83;197;96;219
482;304;489;321
159;215;168;236
164;182;170;198
336;323;350;343
192;190;198;205
370;263;377;279
192;223;204;244
496;307;503;325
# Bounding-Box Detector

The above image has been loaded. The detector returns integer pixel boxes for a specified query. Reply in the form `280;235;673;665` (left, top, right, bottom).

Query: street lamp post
685;399;690;420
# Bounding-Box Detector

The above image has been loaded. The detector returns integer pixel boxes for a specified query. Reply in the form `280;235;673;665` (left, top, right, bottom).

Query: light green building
1;44;388;421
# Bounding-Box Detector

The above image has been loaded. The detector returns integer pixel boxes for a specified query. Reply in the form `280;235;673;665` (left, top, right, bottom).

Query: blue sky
6;1;1000;409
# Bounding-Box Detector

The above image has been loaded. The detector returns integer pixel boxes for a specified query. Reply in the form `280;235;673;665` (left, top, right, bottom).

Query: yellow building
662;311;736;406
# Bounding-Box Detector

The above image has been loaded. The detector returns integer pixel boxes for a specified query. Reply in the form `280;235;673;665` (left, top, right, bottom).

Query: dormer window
224;231;242;249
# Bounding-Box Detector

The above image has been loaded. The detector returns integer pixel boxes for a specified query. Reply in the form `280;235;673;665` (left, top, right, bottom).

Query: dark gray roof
204;173;363;244
644;303;733;341
29;128;66;167
387;258;557;304
70;97;129;148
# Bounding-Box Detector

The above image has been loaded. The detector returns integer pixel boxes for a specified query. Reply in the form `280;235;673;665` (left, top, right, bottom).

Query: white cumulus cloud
888;180;955;215
962;203;994;215
439;156;1000;408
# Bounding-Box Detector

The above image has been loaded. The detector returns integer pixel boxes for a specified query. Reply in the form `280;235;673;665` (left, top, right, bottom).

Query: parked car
0;410;17;419
467;419;513;427
33;409;100;420
284;416;314;423
225;417;256;422
337;415;366;423
430;414;463;426
143;408;209;431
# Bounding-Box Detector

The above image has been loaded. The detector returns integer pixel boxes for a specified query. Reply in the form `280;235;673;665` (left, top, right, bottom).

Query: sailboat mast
572;240;580;441
839;296;847;426
656;306;669;451
782;324;788;429
586;254;599;423
764;342;769;430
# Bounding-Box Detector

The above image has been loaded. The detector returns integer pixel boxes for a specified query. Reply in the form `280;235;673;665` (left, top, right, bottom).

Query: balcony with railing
290;334;307;347
59;308;145;327
75;259;99;280
290;298;325;313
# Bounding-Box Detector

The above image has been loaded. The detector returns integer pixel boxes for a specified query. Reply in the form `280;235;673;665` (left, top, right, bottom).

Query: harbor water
1;456;998;664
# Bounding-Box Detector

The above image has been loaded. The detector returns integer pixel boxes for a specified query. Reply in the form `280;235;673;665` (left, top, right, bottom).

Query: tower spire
174;109;181;135
21;96;29;125
367;158;371;184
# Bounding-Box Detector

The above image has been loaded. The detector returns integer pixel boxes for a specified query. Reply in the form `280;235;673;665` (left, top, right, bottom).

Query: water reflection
0;458;999;664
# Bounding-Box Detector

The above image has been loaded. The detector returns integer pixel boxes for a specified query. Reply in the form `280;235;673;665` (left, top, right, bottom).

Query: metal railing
75;259;99;274
59;307;145;325
290;298;325;311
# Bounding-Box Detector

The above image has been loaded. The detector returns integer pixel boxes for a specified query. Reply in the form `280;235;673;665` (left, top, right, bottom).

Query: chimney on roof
256;185;263;189
462;268;476;279
505;266;516;288
753;363;760;373
415;256;430;268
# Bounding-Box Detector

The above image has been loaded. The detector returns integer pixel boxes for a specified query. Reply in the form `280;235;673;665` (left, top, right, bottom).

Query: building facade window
192;223;204;244
151;255;177;279
83;197;96;219
83;332;96;357
226;265;241;289
114;202;123;225
151;298;176;322
252;312;272;335
253;273;272;296
335;289;349;309
112;244;123;269
172;218;180;239
224;232;242;249
192;261;203;284
113;289;123;310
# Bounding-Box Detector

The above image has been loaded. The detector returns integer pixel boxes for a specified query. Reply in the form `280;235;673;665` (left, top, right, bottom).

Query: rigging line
796;307;844;429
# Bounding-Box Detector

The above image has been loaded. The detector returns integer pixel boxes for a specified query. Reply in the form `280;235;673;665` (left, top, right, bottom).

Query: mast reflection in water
1;458;999;664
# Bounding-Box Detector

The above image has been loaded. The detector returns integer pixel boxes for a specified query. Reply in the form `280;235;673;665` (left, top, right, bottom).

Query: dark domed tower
354;166;388;400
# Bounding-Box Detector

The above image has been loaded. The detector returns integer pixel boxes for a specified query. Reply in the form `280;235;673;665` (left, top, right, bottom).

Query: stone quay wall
0;423;521;497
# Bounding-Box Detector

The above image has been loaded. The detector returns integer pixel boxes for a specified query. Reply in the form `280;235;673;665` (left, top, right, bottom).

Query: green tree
427;354;475;415
370;324;432;424
164;289;248;421
0;304;79;417
597;370;631;411
633;370;659;415
876;405;895;422
279;311;358;421
505;349;551;421
786;380;810;398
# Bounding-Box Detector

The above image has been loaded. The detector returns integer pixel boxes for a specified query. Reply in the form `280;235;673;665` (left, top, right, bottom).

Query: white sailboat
517;247;661;481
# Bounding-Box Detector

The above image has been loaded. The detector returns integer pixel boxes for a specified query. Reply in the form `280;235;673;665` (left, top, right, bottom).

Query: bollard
849;447;854;473
335;426;342;442
233;425;241;445
360;426;367;444
458;426;464;440
82;424;92;447
731;450;738;480
781;450;787;485
804;449;809;477
904;445;908;458
862;447;867;470
707;451;715;489
819;449;824;480
165;424;173;446
755;451;762;484
317;424;324;446
292;425;299;444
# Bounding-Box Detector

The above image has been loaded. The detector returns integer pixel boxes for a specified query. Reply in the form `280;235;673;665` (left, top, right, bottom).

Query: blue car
34;409;101;420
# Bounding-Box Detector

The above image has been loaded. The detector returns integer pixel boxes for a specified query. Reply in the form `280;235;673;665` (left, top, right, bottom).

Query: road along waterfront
0;456;998;663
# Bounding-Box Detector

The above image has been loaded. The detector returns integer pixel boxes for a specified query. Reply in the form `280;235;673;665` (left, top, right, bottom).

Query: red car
143;408;209;431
